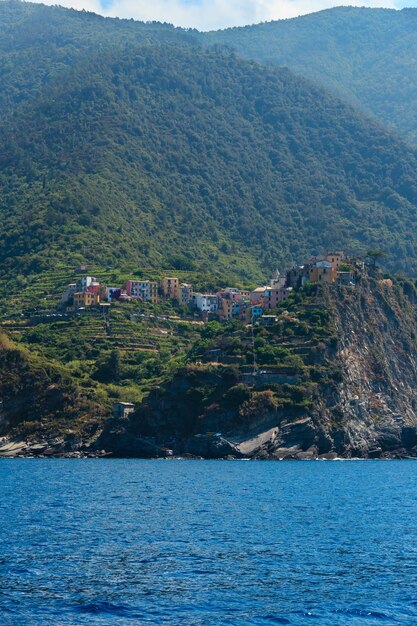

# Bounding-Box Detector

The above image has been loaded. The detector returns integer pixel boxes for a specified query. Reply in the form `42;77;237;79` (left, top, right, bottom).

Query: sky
29;0;412;30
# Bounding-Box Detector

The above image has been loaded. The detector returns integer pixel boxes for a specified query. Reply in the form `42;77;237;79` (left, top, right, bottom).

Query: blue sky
30;0;416;30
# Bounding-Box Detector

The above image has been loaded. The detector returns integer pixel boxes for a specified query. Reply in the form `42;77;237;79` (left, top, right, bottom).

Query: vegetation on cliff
2;266;417;458
0;331;105;446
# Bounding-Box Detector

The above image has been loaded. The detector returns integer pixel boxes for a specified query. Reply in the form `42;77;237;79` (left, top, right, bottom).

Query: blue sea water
0;460;417;625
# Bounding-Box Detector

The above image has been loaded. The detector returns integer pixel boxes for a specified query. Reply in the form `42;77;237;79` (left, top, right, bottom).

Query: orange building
218;298;234;321
308;261;337;285
73;291;100;307
326;251;345;269
161;277;180;298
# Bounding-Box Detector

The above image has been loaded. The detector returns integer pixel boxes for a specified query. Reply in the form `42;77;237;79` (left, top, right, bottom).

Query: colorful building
250;286;267;305
217;288;245;303
76;276;98;292
308;260;337;285
326;251;345;269
126;280;158;303
161;277;180;299
262;288;281;310
246;305;263;323
86;282;101;296
218;298;234;321
73;291;100;308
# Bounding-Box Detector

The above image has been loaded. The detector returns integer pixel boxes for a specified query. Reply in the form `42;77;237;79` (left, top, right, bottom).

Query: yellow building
161;276;179;298
149;281;159;304
73;291;100;308
308;262;336;285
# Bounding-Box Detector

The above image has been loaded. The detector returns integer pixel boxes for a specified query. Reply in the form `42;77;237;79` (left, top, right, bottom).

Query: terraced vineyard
0;299;201;408
0;261;235;319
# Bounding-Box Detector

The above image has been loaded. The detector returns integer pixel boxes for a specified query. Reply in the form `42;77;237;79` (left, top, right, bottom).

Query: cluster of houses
60;251;356;322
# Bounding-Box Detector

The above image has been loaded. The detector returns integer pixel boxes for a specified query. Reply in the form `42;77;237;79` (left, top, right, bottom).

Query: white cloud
29;0;400;30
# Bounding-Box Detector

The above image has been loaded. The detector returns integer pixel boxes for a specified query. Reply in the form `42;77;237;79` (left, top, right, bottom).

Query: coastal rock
186;435;241;459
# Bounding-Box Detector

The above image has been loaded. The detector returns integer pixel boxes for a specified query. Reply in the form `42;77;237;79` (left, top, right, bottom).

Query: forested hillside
203;7;417;145
1;2;417;286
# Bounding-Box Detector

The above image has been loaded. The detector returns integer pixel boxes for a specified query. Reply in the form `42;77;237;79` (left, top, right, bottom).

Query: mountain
99;269;417;460
203;7;417;145
2;2;417;289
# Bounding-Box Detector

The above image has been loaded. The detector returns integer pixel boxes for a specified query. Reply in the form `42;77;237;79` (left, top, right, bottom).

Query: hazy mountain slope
0;0;194;113
1;3;417;283
203;7;417;144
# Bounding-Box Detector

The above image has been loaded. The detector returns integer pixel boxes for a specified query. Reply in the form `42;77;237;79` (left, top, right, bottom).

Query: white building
76;276;98;292
194;294;219;312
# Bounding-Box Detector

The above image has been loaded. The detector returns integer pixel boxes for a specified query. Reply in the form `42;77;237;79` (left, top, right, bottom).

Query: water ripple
0;459;416;625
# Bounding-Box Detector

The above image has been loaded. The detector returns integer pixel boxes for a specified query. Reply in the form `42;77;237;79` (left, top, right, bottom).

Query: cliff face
99;272;417;459
314;274;417;458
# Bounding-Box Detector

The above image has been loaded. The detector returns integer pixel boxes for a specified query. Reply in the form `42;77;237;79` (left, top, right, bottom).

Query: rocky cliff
314;273;417;458
98;270;417;459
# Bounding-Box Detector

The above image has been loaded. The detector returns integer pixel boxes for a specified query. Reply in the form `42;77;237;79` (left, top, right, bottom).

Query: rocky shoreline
1;433;417;460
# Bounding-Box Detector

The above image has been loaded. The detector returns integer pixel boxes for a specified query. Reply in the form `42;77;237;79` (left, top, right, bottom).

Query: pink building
262;288;281;310
250;287;266;305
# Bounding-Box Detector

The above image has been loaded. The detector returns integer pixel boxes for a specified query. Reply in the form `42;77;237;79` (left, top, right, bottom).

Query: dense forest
203;7;417;145
1;2;417;286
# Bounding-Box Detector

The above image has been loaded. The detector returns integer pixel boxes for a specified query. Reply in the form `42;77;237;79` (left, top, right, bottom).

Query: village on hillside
59;251;361;324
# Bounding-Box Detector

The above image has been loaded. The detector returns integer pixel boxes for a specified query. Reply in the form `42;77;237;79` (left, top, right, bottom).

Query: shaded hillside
0;331;105;452
203;7;417;144
1;6;417;282
100;272;417;459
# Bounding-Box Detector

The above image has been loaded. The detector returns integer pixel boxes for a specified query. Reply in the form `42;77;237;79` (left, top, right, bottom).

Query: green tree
366;249;388;266
93;350;121;383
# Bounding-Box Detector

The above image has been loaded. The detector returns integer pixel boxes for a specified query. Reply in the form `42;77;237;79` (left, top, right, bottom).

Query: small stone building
113;402;136;419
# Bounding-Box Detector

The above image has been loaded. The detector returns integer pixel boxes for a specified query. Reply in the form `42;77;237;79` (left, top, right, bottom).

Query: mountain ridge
202;5;417;144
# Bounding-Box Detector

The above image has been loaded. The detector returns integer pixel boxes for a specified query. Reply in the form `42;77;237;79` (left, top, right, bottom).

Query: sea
0;459;417;625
